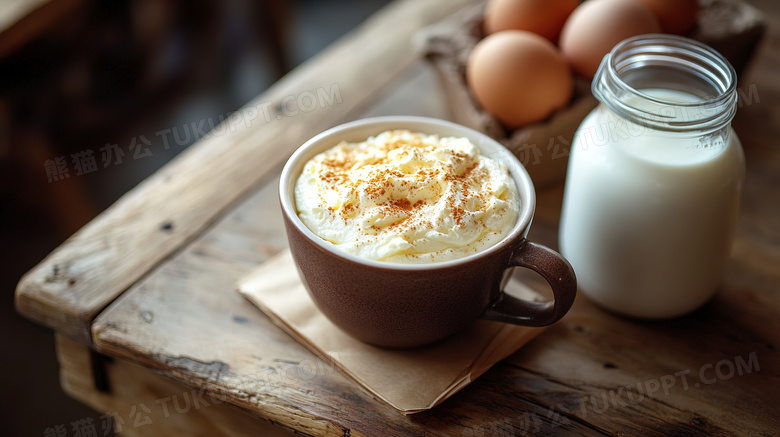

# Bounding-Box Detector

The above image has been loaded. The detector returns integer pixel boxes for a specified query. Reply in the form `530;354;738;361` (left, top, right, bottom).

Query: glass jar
558;34;744;319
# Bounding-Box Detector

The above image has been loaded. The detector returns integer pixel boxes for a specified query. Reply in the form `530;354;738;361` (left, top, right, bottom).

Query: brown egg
483;0;580;43
559;0;661;78
633;0;699;35
467;30;573;129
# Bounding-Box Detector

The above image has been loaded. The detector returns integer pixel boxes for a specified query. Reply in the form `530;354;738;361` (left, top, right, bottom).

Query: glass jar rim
592;34;738;132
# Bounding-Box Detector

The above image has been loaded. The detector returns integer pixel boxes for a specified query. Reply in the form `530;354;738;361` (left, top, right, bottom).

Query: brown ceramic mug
279;116;576;348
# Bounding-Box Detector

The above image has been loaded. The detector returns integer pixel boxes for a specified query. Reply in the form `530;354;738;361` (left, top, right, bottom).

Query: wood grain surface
17;0;780;435
56;335;295;437
89;167;779;436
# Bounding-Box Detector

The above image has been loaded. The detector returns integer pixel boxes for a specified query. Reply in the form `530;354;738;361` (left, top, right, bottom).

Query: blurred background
0;0;390;435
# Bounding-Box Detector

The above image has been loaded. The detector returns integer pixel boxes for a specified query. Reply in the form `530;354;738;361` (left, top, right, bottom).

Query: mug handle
481;240;577;327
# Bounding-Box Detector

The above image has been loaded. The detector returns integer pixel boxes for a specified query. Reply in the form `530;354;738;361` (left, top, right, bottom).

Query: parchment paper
236;250;546;414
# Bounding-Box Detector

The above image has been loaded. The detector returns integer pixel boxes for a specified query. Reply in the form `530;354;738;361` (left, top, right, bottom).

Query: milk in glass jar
558;35;744;319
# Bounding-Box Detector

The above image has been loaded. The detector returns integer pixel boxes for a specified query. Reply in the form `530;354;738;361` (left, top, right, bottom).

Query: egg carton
416;0;765;188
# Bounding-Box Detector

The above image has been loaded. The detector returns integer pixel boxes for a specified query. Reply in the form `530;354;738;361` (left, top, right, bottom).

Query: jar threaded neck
592;34;738;133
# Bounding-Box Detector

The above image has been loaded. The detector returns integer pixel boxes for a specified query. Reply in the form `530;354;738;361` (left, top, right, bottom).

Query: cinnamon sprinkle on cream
294;130;519;263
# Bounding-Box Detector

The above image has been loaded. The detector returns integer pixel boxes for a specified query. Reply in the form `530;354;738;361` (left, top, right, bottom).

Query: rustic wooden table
16;0;780;435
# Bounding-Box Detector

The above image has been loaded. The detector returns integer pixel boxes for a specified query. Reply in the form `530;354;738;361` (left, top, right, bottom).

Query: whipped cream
294;130;519;263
